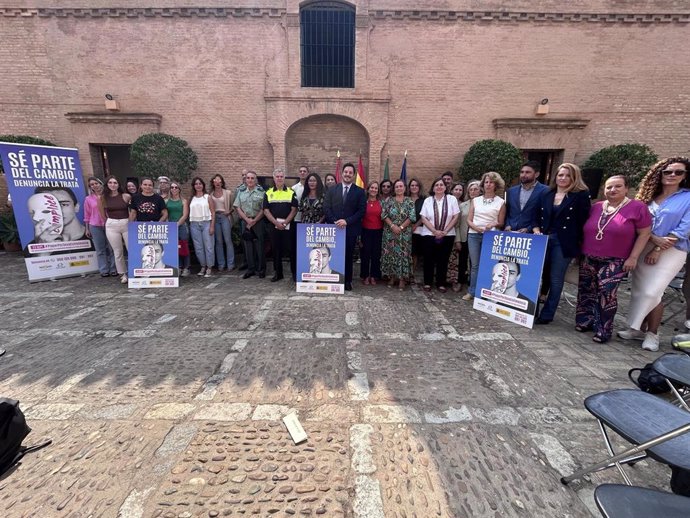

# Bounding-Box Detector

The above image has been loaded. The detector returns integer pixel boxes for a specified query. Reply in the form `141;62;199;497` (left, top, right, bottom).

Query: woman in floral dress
381;179;416;290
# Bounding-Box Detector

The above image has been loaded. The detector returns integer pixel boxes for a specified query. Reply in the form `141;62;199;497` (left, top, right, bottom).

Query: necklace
596;198;629;240
482;196;495;205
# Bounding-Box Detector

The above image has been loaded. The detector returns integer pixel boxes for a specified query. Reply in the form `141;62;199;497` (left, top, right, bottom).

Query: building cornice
0;8;686;24
65;112;162;125
493;118;590;130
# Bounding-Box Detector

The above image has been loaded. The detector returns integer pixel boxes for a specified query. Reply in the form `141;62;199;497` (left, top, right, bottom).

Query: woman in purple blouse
575;175;651;343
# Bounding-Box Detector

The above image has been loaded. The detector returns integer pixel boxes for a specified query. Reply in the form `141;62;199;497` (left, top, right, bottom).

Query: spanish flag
356;153;366;188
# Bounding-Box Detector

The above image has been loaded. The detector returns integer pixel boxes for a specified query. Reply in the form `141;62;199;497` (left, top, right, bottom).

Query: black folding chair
595;484;690;518
561;389;690;486
652;353;690;409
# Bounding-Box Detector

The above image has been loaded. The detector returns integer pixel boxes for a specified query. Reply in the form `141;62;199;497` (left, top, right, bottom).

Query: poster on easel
473;231;548;328
295;223;345;294
127;221;179;288
0;142;97;282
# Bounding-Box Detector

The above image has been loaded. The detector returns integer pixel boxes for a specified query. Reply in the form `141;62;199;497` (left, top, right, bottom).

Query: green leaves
459;139;523;185
583;144;657;185
130;133;197;184
0;212;19;244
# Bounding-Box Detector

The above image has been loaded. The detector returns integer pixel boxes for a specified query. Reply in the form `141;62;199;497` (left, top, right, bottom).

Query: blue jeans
467;232;484;296
190;220;214;268
539;234;573;321
91;225;115;275
214;214;235;269
178;223;191;269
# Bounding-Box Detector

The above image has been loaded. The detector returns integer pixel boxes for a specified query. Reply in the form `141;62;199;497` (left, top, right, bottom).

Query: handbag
178;239;190;257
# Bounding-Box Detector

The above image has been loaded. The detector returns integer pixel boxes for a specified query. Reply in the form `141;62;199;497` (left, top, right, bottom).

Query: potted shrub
0;211;20;252
582;144;658;188
459;139;524;186
130;132;198;184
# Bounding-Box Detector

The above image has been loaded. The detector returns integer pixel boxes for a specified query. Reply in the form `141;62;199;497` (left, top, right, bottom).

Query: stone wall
0;0;688;205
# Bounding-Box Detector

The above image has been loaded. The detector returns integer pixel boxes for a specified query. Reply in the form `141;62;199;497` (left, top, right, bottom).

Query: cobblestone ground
0;252;684;517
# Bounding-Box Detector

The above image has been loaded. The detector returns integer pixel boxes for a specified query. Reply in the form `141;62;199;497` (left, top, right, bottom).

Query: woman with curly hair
298;172;325;224
533;163;590;324
465;171;506;300
618;157;690;351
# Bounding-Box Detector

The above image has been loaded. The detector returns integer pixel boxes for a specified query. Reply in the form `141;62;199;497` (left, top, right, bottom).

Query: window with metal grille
300;1;355;88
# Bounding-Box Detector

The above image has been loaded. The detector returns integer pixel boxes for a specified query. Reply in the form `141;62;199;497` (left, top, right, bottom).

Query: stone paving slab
1;251;688;518
145;421;353;517
0;420;173;517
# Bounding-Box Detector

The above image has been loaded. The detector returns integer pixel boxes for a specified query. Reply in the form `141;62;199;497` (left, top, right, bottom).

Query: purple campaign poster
295;223;345;294
472;231;548;328
127;221;179;288
0;142;97;281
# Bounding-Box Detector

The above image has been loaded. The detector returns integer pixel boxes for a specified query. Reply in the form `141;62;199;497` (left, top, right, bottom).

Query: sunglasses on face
171;186;180;189
662;170;687;176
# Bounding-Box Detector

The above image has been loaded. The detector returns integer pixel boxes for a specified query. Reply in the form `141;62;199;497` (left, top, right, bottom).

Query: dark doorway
522;150;562;186
91;144;133;182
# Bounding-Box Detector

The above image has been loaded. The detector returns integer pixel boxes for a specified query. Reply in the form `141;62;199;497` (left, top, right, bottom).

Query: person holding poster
101;176;132;284
419;178;459;292
84;177;116;277
166;181;191;277
129;178;168;222
576;175;651;343
188;177;216;278
324;162;366;291
465;172;506;301
533;163;591;324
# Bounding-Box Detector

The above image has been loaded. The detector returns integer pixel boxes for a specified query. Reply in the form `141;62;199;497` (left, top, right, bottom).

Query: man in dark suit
324;162;366;291
505;161;549;233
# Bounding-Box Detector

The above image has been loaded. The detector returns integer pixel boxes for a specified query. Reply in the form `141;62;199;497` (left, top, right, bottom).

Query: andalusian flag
334;150;342;183
356;153;366;188
400;150;408;183
383;153;390;181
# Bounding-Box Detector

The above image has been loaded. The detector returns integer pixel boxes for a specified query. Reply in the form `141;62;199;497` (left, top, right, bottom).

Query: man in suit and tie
505;161;548;233
324;162;366;291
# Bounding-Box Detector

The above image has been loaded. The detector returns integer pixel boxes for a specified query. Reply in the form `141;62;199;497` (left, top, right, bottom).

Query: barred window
300;1;355;88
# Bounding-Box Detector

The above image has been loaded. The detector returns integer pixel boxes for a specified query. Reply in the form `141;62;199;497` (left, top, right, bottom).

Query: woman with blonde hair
533;163;591;324
618;157;690;351
465;172;506;300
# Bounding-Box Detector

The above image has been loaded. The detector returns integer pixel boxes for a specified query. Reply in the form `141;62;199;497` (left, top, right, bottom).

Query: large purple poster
0;142;97;281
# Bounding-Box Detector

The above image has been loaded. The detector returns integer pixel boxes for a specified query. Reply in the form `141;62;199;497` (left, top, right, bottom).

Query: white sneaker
181;268;190;277
462;293;473;301
120;274;128;284
617;328;645;341
685;319;690;331
204;269;212;278
197;267;206;277
641;332;660;352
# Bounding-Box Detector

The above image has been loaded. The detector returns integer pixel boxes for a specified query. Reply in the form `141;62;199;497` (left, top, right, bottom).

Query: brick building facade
0;0;688;199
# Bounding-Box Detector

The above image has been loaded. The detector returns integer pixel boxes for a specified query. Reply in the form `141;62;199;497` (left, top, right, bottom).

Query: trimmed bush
130;133;197;184
582;144;658;185
459;139;523;185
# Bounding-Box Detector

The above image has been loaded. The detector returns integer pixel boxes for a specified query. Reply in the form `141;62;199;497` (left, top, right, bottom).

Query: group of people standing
83;155;690;351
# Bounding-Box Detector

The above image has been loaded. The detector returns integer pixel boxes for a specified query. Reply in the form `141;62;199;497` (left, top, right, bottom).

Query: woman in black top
128;177;168;222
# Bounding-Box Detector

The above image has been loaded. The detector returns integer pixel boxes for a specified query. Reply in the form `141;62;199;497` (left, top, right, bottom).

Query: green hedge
459;139;523;185
582;144;658;185
130;133;197;184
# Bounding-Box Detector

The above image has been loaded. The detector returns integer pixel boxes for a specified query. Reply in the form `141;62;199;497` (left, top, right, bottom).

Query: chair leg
598;421;634;485
667;380;690;412
561;422;690;485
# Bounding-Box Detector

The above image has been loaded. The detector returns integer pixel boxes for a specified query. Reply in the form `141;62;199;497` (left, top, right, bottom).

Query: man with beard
504;161;548;233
